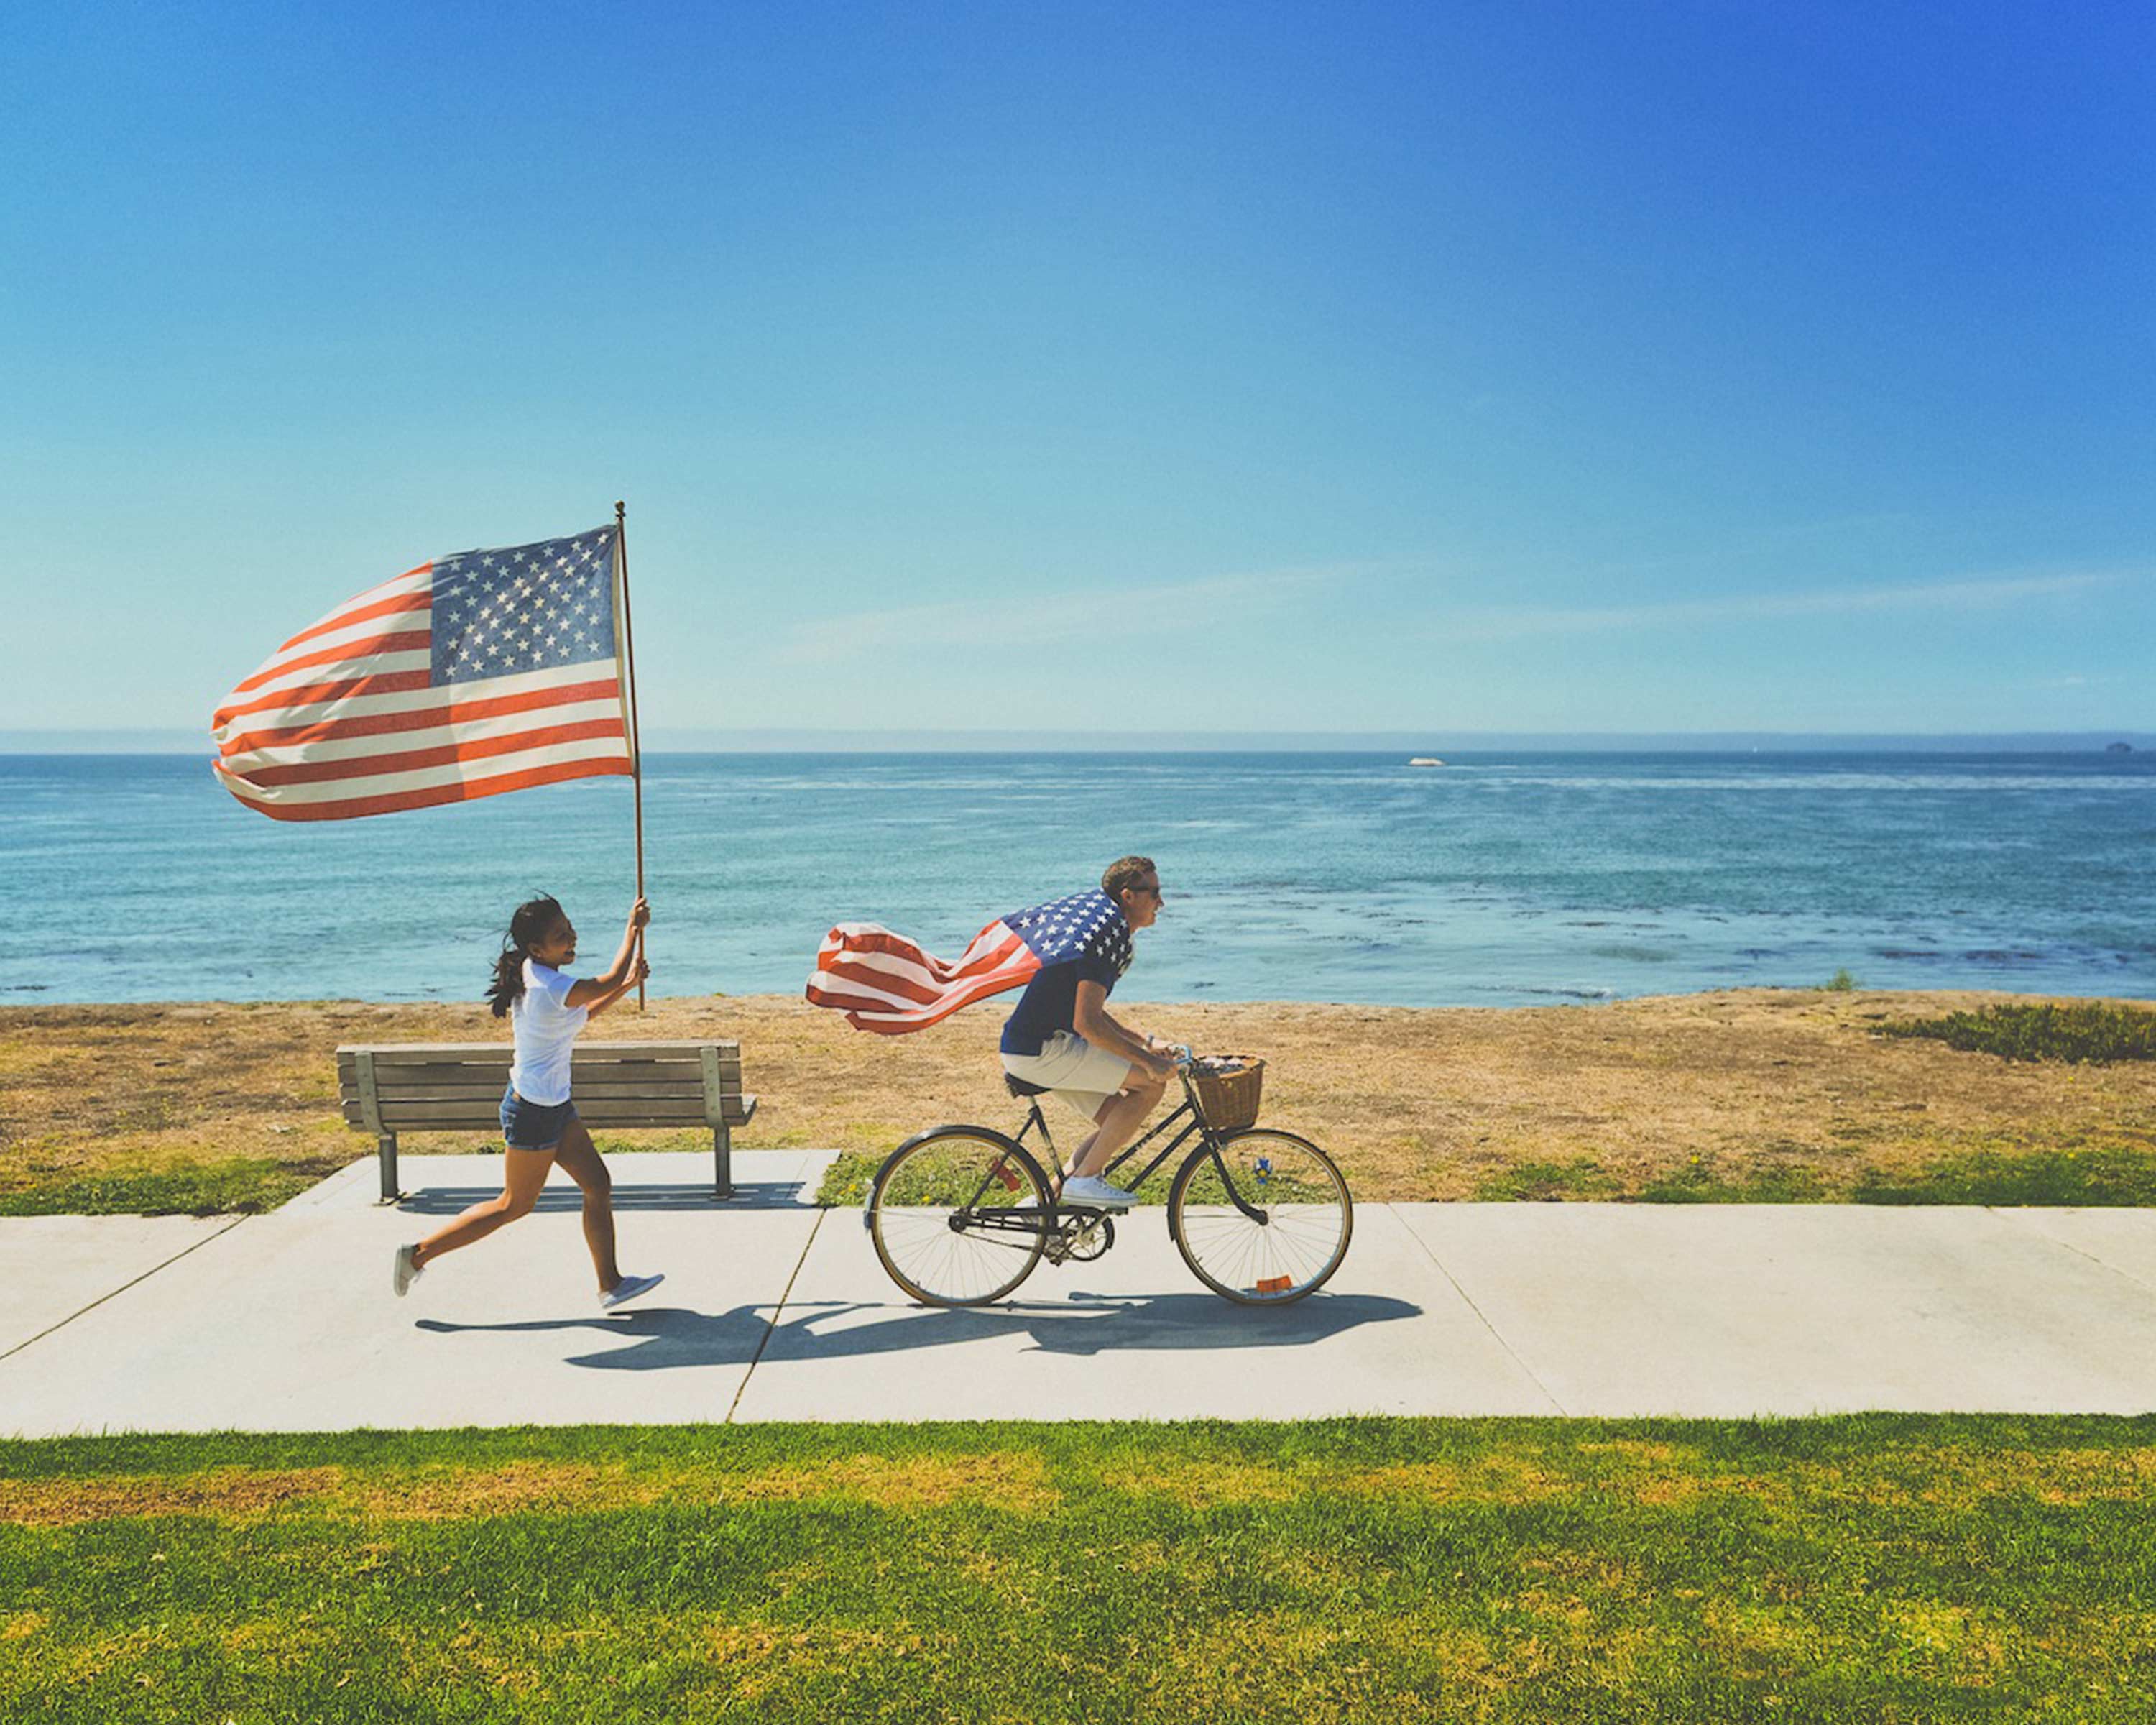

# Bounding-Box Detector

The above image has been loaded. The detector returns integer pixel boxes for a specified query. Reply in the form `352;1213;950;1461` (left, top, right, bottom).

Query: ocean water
1;752;2151;1008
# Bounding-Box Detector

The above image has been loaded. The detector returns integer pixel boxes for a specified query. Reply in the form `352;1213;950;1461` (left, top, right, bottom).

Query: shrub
1879;1001;2156;1064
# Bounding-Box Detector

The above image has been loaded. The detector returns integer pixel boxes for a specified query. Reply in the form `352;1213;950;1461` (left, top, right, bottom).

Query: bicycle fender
880;1121;1028;1164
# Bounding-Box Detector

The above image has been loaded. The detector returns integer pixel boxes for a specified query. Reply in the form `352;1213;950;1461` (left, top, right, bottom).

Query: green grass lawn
0;1154;324;1218
818;1140;2156;1209
6;1417;2155;1721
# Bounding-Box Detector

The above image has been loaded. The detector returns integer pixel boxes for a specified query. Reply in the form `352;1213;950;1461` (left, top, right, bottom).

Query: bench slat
336;1047;738;1064
351;1077;715;1095
349;1121;745;1138
337;1057;740;1082
342;1103;704;1126
336;1041;740;1062
349;1078;711;1104
343;1096;757;1126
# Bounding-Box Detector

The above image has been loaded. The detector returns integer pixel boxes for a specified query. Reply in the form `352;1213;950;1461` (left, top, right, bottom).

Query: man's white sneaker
1059;1175;1135;1210
600;1272;665;1310
391;1243;423;1297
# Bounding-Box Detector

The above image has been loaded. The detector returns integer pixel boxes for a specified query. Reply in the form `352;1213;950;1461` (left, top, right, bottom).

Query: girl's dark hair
486;895;566;1018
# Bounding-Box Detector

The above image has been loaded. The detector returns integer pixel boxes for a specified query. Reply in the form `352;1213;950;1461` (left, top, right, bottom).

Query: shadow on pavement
415;1290;1421;1371
397;1182;812;1214
780;1291;1424;1359
415;1306;770;1370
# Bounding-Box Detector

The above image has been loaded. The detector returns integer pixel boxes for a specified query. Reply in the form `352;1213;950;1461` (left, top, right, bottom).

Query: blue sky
4;1;2150;738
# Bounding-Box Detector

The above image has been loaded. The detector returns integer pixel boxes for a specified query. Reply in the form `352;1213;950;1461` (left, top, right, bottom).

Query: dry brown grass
1;988;2151;1206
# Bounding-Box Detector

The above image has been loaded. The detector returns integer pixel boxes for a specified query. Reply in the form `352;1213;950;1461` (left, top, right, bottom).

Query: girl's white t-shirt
508;959;588;1105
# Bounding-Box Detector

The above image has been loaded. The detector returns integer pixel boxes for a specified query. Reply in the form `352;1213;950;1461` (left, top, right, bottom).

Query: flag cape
806;890;1132;1034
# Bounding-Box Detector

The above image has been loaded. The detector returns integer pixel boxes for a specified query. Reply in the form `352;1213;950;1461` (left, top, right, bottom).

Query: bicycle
864;1053;1353;1307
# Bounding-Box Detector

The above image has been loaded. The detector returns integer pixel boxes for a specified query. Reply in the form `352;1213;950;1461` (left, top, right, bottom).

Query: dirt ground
3;989;2152;1208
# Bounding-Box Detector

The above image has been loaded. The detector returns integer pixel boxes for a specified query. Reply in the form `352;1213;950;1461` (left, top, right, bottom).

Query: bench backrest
338;1040;746;1135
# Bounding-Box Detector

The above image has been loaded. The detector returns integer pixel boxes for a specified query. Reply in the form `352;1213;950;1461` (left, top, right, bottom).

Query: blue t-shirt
999;896;1133;1056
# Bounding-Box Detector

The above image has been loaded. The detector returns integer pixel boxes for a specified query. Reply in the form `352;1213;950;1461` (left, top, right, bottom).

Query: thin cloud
1429;569;2127;644
775;565;1345;666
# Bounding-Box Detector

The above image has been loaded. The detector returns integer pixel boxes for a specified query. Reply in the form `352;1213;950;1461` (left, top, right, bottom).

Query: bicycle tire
867;1126;1053;1307
1167;1128;1353;1305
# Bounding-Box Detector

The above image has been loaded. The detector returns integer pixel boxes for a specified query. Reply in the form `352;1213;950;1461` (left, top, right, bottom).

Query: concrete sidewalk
3;1152;2154;1436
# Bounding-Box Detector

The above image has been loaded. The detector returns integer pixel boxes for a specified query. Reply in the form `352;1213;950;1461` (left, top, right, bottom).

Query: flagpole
614;500;648;1011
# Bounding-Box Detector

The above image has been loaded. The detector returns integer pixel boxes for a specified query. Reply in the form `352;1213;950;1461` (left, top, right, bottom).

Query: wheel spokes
1173;1133;1350;1300
870;1131;1049;1306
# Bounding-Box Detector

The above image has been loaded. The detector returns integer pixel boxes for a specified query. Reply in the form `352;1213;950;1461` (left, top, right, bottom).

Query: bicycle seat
1003;1073;1051;1098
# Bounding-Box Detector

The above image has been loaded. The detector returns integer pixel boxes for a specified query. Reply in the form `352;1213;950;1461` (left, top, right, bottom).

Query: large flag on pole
211;525;633;821
806;890;1133;1034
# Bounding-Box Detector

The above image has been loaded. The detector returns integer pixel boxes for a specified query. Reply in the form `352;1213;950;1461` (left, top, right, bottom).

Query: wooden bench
336;1040;756;1203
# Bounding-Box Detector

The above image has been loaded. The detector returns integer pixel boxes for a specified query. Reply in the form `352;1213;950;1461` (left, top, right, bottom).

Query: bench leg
713;1122;734;1202
377;1133;401;1204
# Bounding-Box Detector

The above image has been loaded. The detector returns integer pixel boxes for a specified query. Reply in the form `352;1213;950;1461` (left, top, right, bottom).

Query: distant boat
1408;757;1446;767
2107;741;2133;753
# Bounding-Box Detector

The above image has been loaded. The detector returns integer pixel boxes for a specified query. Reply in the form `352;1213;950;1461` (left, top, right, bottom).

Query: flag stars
432;528;615;686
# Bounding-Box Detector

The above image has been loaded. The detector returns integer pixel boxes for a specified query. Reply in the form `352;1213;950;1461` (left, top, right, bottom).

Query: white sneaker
392;1243;423;1297
600;1272;665;1310
1060;1175;1135;1210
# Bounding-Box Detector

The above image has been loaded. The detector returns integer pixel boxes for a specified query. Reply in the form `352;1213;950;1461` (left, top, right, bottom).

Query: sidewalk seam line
1991;1208;2156;1300
726;1206;828;1424
0;1215;252;1364
1388;1205;1570;1415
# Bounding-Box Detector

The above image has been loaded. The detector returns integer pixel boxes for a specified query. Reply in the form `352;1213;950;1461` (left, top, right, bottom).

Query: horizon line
4;725;2150;757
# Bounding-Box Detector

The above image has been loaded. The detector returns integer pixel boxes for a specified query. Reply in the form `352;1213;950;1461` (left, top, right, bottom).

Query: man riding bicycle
835;857;1355;1308
997;855;1176;1210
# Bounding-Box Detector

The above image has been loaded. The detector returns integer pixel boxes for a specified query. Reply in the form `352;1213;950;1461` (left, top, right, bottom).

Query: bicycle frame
1006;1067;1271;1226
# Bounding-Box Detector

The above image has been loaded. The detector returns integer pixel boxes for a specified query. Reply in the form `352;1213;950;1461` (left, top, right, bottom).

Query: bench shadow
397;1182;811;1215
415;1291;1421;1373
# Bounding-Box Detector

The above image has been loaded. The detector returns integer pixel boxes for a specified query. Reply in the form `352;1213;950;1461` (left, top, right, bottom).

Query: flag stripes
806;920;1041;1033
215;678;623;758
213;751;629;822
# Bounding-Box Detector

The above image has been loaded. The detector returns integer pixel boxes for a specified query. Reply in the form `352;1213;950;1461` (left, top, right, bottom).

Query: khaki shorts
1000;1030;1138;1123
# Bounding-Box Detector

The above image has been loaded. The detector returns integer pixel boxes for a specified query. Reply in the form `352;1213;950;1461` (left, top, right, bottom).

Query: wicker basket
1189;1054;1265;1131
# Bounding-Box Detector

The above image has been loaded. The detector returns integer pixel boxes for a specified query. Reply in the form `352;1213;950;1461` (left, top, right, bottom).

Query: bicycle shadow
414;1289;1421;1373
777;1290;1423;1361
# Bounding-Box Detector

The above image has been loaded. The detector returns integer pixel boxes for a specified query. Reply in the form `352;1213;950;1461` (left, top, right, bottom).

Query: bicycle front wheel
867;1127;1052;1307
1168;1129;1353;1305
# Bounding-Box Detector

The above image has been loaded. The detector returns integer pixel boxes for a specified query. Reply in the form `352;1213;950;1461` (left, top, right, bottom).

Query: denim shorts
500;1083;579;1151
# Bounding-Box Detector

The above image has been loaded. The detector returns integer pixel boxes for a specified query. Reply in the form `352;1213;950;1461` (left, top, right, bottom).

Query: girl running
392;893;663;1310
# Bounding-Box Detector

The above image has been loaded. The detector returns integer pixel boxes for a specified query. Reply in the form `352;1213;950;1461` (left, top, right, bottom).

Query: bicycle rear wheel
867;1127;1052;1307
1168;1129;1353;1305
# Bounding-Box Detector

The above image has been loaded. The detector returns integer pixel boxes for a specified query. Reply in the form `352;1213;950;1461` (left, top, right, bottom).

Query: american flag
211;527;632;821
806;889;1133;1034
